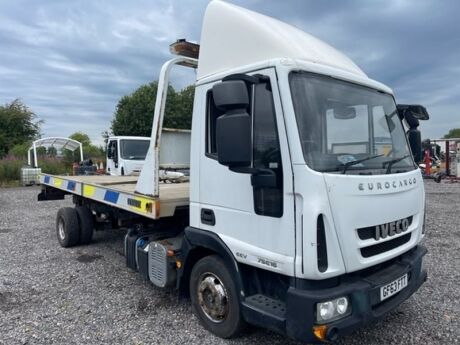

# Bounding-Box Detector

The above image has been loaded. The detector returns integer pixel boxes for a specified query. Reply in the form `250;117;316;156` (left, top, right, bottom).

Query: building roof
31;137;82;151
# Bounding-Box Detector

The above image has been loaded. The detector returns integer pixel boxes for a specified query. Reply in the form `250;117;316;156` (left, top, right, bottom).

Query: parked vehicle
106;136;150;176
38;1;427;343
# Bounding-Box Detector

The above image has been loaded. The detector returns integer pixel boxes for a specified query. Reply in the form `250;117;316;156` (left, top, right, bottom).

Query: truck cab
106;136;150;175
181;1;427;341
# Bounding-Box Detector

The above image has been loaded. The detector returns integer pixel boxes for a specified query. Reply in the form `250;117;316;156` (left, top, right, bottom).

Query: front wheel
190;255;245;338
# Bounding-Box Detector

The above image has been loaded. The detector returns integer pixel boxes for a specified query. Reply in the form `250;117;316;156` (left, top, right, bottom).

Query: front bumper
286;245;427;343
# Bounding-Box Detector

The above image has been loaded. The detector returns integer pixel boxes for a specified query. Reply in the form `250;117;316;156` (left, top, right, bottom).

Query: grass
39;157;71;175
0;155;72;186
0;180;21;188
0;156;24;183
0;153;107;187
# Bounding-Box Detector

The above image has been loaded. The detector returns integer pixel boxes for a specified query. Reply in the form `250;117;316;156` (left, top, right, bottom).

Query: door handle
201;208;216;226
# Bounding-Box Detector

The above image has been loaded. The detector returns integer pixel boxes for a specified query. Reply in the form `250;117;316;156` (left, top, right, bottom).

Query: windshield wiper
382;154;411;174
339;154;384;174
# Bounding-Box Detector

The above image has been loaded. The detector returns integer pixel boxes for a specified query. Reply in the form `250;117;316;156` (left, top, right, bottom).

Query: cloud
0;0;459;146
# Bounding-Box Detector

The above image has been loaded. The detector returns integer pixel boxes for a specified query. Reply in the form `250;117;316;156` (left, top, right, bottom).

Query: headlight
318;301;335;320
316;297;351;323
336;297;348;314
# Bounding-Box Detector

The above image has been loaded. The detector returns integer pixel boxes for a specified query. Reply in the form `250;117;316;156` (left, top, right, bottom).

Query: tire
190;255;245;339
56;207;80;247
76;206;94;245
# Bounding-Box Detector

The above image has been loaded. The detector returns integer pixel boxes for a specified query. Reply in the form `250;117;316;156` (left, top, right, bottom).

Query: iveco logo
375;218;410;240
358;177;417;192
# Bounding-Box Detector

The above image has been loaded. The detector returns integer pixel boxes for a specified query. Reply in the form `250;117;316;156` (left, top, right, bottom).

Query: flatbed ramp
39;174;189;219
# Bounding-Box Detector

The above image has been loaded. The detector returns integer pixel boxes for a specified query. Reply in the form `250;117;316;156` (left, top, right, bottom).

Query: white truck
106;136;150;176
107;130;191;176
38;1;428;343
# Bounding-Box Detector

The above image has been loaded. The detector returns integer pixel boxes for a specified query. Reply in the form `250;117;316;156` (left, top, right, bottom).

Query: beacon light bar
169;39;200;60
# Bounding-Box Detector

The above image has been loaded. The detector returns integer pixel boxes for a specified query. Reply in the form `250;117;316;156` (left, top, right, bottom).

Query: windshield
120;140;150;160
289;72;416;175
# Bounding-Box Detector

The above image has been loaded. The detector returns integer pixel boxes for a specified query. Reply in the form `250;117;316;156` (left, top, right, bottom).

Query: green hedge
39;157;71;175
0;156;24;182
0;156;71;185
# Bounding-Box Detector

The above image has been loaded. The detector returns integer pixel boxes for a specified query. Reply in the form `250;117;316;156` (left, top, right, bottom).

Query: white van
106;136;150;176
107;130;191;176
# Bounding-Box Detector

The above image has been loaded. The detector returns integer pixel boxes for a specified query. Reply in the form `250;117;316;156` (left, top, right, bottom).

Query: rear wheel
190;255;245;338
76;206;94;244
56;207;80;247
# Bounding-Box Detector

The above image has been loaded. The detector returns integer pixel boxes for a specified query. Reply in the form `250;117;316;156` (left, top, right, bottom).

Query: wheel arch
178;227;244;300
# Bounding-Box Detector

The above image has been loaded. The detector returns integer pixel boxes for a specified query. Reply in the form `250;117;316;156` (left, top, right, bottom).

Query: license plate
380;274;408;301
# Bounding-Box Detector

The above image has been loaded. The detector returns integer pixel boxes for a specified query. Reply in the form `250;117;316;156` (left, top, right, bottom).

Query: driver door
107;140;118;175
197;68;296;276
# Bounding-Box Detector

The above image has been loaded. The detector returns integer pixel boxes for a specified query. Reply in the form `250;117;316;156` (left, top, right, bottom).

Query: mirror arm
229;167;275;175
229;167;277;188
229;166;258;174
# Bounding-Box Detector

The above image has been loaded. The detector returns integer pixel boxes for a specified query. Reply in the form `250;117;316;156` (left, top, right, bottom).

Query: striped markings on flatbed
44;175;79;193
40;174;159;219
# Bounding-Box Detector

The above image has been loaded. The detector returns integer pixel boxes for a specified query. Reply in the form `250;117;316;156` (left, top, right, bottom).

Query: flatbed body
39;174;189;219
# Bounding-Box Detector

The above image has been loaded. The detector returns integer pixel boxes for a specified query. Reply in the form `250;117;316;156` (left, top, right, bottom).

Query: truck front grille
357;216;413;240
360;233;411;258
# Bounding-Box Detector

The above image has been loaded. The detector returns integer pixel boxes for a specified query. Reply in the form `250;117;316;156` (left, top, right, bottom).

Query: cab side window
252;83;283;217
108;140;118;160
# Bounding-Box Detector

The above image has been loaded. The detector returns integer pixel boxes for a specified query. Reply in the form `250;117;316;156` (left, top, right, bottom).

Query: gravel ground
0;181;458;345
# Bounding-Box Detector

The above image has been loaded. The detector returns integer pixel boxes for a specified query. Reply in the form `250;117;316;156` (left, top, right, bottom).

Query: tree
111;82;159;137
111;82;195;136
63;132;104;164
164;85;195;129
0;99;42;158
101;130;110;147
8;142;31;158
443;128;460;139
47;146;57;157
69;132;91;147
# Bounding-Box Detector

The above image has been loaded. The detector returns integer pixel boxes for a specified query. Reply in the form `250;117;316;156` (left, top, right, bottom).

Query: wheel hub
58;219;65;240
197;273;228;323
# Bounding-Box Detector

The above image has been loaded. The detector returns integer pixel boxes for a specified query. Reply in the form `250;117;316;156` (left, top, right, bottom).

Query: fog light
316;296;351;323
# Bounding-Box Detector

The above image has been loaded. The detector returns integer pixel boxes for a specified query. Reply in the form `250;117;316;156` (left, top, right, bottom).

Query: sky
0;0;459;146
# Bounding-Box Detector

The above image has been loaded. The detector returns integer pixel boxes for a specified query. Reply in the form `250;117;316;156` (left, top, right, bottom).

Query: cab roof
197;1;367;80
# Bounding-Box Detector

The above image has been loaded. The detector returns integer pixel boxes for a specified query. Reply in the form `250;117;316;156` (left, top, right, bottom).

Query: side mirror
397;104;430;124
213;80;251;167
397;104;428;163
216;113;251;167
407;129;422;163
